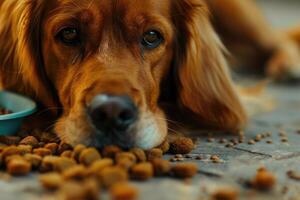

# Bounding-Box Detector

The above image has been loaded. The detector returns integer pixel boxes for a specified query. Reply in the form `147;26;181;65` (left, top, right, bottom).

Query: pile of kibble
0;107;12;115
0;134;196;200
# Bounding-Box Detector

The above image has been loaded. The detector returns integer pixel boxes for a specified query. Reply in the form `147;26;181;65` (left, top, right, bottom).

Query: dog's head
0;0;246;149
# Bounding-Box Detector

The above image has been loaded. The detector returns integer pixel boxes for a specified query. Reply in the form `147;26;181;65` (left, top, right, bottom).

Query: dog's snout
88;95;138;132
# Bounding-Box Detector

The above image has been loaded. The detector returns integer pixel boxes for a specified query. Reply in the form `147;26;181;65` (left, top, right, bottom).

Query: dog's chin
54;111;167;150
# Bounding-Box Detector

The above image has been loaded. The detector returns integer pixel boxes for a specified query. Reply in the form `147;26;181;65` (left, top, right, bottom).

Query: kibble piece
61;150;73;158
212;187;238;200
7;158;32;176
39;172;63;190
88;158;114;176
5;155;23;165
102;145;122;159
255;134;262;142
53;157;77;172
207;138;215;143
117;158;135;171
116;152;137;163
63;165;87;180
33;148;52;157
287;170;300;181
169;137;194;154
17;145;32;155
79;148;101;166
40;156;60;172
99;166;128;188
151;159;171;176
58;142;73;155
171;163;198;178
110;182;138;200
2;146;21;159
130;148;146;162
44;143;59;155
131;162;153;181
58;178;100;200
147;148;163;161
225;143;234;148
279;131;287;137
19;136;39;148
281;138;288;143
72;144;86;161
157;140;170;153
211;155;222;163
252;168;276;190
24;153;42;169
195;155;203;160
248;140;256;145
265;140;272;144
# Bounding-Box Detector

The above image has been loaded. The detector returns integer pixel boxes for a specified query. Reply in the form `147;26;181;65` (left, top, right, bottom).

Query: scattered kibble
287;170;300;181
212;187;238;200
248;140;256;145
171;163;198;178
169;137;194;154
251;168;276;190
109;182;138;200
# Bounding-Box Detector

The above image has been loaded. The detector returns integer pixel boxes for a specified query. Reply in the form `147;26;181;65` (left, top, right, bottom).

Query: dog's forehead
56;0;171;17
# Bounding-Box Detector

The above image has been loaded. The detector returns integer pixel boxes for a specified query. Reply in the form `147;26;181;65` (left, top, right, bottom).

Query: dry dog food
287;170;300;181
33;148;52;157
251;168;276;190
131;162;153;181
72;144;86;161
157;140;170;153
147;148;163;161
63;165;87;180
110;182;138;200
130;148;147;162
79;148;101;166
39;172;63;190
102;145;122;158
212;187;238;200
7;157;32;176
171;163;198;178
151;159;171;176
0;136;21;145
99;166;128;188
58;179;99;200
19;136;39;148
44;143;58;154
0;107;12;115
23;153;42;169
169;137;194;154
0;134;200;200
88;158;114;176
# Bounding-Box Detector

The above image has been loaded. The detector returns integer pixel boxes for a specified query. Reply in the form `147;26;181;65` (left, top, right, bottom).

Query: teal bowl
0;91;37;136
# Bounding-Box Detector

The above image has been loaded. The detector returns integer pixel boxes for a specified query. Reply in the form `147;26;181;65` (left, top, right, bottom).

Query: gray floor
1;1;300;200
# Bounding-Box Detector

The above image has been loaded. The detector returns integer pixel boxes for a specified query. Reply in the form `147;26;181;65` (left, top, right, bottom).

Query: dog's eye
142;30;164;49
57;27;80;46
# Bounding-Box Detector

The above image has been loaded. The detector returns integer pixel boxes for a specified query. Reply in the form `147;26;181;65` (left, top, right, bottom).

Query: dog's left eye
141;30;164;49
57;27;80;46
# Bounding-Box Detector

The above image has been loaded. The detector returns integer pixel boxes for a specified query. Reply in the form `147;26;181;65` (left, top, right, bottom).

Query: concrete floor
1;1;300;200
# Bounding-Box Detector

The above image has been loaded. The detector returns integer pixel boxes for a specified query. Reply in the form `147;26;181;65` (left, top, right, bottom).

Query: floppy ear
171;0;247;131
0;0;59;110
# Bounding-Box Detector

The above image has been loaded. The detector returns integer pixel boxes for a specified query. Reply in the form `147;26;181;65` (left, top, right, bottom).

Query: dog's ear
171;0;247;131
0;0;59;110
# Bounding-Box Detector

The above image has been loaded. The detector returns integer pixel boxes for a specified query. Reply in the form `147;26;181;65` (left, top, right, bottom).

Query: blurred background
257;0;300;28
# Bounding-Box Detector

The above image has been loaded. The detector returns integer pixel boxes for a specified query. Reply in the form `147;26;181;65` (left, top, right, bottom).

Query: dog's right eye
57;27;80;46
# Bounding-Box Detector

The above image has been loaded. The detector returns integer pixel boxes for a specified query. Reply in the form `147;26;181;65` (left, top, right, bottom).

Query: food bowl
0;91;37;136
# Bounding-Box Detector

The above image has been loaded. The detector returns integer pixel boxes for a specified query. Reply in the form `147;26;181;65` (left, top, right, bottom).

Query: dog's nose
88;95;138;132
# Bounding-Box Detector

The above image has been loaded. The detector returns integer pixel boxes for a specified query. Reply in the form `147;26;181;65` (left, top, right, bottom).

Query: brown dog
0;0;298;149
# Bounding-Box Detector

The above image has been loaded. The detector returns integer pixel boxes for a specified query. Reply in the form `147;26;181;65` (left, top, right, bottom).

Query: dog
0;0;299;149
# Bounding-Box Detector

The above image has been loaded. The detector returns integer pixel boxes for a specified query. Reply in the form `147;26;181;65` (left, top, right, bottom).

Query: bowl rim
0;91;37;120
